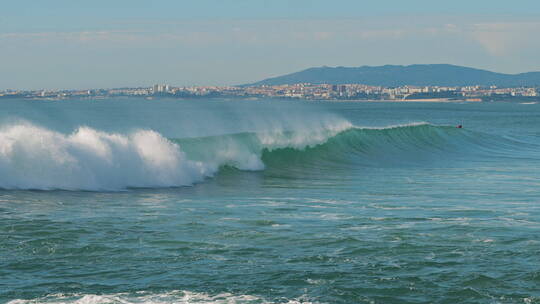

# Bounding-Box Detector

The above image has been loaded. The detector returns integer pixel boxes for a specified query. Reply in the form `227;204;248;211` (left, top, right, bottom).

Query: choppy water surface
1;99;540;303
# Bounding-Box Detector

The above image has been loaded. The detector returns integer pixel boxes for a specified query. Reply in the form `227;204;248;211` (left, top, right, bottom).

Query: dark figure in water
457;125;463;128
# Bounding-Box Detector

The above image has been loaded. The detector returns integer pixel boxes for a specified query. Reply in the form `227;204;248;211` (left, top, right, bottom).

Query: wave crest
0;120;351;191
0;121;524;191
0;124;213;190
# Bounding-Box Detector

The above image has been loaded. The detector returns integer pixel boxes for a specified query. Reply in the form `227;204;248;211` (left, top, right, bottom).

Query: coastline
324;98;482;103
3;96;536;103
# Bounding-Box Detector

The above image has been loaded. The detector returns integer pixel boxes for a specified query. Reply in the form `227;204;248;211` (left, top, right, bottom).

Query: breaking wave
0;120;350;191
0;121;532;191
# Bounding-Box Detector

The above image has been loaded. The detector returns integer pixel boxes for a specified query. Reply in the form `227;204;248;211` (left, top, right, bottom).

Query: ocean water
1;98;539;304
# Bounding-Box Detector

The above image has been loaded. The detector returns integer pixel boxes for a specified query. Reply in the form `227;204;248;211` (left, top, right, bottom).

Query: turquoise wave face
177;122;539;171
1;99;540;304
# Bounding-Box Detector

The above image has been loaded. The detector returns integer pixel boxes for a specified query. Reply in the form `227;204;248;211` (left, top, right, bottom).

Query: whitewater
2;98;540;304
0;119;354;190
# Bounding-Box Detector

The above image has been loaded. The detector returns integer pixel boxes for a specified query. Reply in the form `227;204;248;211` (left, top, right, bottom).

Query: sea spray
0;123;213;190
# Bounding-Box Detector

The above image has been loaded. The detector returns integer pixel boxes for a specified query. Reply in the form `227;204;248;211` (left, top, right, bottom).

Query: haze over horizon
2;0;540;90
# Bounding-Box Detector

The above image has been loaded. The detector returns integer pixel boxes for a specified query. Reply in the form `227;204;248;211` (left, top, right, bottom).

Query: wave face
0;121;531;191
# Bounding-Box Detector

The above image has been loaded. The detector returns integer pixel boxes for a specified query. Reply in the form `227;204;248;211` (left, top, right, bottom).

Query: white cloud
0;30;145;43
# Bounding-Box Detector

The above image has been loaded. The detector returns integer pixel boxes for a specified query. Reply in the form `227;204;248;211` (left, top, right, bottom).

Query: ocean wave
0;121;530;191
0;121;350;191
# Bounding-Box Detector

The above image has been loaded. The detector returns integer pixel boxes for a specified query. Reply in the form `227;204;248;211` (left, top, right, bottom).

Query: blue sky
2;0;540;89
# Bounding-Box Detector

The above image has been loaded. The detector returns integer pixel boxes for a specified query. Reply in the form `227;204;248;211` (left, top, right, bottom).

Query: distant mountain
245;64;540;87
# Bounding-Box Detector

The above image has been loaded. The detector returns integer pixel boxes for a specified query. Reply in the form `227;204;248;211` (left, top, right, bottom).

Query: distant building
153;84;169;94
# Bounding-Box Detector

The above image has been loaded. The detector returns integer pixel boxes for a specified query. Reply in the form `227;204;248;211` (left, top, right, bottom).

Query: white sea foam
7;291;317;304
0;124;214;191
257;120;352;150
0;119;352;191
356;121;431;130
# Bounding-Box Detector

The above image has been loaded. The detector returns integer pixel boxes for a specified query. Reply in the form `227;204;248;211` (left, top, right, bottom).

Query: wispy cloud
469;22;540;56
2;17;540;89
2;20;539;54
0;30;145;43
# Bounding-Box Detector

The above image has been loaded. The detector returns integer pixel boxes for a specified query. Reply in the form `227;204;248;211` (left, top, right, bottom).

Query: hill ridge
244;64;540;87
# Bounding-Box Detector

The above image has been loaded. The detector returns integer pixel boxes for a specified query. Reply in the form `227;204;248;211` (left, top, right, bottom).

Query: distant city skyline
2;0;540;90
